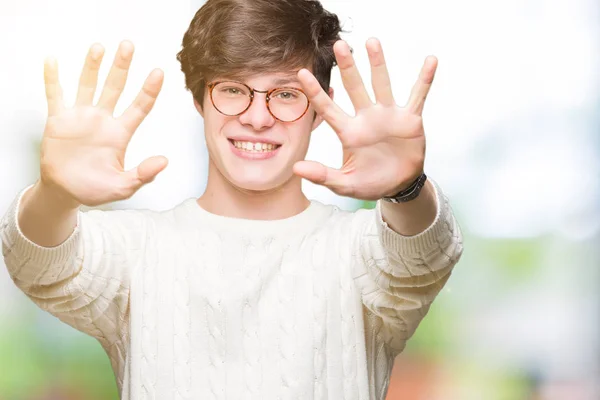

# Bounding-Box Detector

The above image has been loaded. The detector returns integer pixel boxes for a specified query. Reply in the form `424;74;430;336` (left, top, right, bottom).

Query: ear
194;98;204;117
311;87;334;131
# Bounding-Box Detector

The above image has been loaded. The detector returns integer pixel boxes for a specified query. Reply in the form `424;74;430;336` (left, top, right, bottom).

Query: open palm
294;38;436;201
41;40;167;207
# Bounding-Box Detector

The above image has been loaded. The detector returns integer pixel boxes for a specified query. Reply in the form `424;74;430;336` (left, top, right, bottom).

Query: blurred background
1;0;598;398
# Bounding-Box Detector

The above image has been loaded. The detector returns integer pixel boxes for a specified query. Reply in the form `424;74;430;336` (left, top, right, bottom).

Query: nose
238;92;276;131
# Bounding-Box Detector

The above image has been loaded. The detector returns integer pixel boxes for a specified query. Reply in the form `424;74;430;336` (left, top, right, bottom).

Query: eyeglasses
207;81;310;123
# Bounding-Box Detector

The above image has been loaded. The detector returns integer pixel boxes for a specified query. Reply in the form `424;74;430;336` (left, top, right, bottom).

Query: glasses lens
268;88;309;122
211;82;251;116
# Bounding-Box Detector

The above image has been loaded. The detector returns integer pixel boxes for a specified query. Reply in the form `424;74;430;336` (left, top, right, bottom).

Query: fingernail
337;42;351;57
90;44;103;61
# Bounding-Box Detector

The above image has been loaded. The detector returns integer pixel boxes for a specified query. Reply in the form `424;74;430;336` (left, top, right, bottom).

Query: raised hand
294;38;436;201
40;40;167;207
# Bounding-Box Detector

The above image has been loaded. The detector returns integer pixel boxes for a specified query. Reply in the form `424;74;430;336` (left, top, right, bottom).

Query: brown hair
176;0;343;108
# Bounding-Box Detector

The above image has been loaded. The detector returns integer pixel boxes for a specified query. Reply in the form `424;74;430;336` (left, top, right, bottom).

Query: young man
1;0;463;399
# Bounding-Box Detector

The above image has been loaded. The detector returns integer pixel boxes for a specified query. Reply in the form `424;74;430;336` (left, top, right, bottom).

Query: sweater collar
181;198;331;237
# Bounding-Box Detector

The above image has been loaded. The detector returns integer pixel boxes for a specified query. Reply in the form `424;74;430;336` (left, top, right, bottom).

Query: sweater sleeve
352;179;463;356
0;186;151;348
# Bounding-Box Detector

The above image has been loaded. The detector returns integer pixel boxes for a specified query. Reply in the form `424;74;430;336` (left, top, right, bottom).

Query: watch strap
382;173;427;203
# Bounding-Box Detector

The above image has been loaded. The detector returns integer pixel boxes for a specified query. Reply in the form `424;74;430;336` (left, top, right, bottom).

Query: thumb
123;155;169;192
135;155;169;183
293;160;353;196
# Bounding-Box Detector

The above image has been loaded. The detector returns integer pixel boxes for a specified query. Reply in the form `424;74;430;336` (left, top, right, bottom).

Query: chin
228;171;292;193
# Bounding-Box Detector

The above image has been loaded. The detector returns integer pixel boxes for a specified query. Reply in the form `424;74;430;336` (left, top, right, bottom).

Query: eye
273;90;300;101
223;87;242;95
215;83;249;97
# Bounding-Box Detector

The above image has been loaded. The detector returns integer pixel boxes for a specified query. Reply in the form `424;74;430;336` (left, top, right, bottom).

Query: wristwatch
382;173;427;203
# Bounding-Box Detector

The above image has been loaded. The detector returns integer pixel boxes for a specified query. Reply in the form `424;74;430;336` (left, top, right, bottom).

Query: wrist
33;180;81;211
382;173;427;203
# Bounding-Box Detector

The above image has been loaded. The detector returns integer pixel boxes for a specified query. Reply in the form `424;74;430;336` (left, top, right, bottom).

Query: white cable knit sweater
1;181;462;400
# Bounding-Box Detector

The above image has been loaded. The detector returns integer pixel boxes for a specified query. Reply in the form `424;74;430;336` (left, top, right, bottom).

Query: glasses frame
207;80;311;123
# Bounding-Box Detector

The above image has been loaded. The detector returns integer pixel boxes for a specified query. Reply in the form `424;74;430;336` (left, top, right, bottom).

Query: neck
197;161;310;220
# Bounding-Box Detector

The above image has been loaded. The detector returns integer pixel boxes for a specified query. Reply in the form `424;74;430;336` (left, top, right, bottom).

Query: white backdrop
0;0;597;230
0;0;599;397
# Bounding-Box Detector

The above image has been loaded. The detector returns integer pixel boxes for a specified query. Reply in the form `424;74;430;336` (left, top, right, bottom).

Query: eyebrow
216;75;302;87
272;77;301;86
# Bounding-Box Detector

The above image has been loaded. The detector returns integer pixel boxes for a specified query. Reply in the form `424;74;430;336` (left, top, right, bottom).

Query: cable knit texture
1;181;463;400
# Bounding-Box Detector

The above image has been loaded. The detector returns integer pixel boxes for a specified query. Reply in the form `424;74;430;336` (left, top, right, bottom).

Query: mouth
227;139;282;153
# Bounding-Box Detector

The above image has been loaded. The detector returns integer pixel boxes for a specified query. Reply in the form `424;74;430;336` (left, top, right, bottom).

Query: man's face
195;71;331;193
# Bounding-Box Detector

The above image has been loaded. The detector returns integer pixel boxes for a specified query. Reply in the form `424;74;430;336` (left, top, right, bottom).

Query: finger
366;38;394;107
297;68;349;133
119;69;164;134
123;155;169;194
293;161;354;197
43;57;65;117
334;40;372;111
75;43;105;106
407;55;438;115
97;40;135;113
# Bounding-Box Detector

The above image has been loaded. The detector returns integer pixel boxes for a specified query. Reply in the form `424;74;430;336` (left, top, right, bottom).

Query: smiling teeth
233;141;278;152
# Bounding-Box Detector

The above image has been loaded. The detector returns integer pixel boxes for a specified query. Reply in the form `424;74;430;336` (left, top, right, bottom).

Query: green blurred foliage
0;315;118;400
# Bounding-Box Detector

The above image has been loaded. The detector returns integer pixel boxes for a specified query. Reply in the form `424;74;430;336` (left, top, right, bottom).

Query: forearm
3;183;143;344
19;181;80;247
380;179;437;236
356;180;462;353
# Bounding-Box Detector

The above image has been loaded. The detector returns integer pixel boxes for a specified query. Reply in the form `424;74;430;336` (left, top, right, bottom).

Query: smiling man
1;0;463;399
